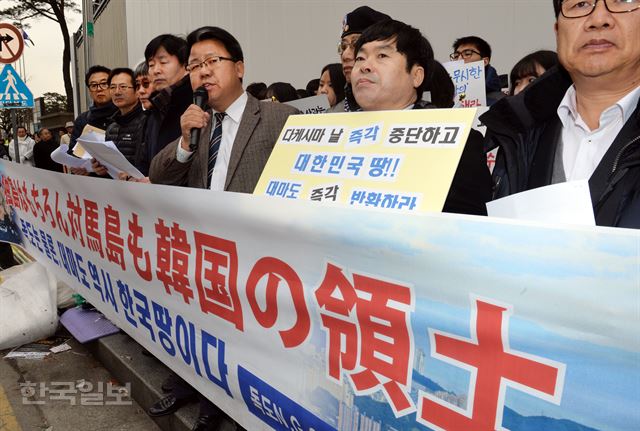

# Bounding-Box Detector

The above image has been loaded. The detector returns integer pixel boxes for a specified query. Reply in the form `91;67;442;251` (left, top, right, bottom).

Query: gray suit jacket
149;94;298;193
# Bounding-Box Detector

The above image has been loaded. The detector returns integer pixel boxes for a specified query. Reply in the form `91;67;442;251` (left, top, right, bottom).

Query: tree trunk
51;0;74;113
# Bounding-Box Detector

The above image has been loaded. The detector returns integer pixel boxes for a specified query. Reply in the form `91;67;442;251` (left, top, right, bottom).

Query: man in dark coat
481;0;640;228
103;68;147;174
350;19;492;215
69;65;118;153
140;34;193;175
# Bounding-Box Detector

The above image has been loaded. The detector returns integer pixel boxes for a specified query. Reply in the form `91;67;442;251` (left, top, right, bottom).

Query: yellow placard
254;108;477;213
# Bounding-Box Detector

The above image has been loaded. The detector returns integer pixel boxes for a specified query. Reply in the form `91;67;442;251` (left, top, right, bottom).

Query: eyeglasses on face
338;40;357;55
186;55;236;73
560;0;640;18
449;49;482;61
88;82;109;91
109;84;135;92
135;80;151;90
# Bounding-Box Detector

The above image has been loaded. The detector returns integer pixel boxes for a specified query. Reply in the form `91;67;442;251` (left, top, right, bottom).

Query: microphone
189;86;209;151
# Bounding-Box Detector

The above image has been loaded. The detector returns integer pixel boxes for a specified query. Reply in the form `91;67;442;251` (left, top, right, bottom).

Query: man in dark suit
149;26;297;193
350;19;492;215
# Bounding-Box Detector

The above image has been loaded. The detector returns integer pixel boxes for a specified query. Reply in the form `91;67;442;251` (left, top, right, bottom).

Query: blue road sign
0;64;33;108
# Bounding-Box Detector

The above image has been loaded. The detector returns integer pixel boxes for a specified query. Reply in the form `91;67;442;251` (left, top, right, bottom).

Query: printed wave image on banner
1;160;638;431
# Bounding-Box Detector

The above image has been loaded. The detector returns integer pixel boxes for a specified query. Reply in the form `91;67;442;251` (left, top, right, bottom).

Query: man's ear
554;21;558;37
235;61;245;80
412;64;425;89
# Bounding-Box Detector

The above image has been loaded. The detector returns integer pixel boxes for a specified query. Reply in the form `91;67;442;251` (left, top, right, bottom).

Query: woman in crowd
509;50;558;96
33;128;64;172
265;82;298;103
318;63;346;108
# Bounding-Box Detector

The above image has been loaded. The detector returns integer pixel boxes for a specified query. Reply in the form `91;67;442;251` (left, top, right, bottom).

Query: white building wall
123;0;556;89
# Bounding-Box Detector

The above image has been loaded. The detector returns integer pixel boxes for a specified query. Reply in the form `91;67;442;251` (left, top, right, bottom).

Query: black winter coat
481;66;640;229
69;102;118;150
105;103;147;174
141;75;193;175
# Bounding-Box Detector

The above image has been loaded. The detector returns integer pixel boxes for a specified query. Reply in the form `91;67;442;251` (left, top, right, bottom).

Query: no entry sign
0;23;24;64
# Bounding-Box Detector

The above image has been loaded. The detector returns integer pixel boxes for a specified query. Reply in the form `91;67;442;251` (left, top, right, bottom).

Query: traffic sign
0;64;33;108
0;23;24;64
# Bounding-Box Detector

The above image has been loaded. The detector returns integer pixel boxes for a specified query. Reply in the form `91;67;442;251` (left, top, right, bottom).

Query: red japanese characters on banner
315;262;415;417
193;232;244;330
155;219;194;302
246;257;311;348
418;296;566;430
127;212;152;281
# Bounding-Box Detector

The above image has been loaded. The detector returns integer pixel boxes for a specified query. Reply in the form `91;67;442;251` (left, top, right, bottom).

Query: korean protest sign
254;109;477;213
1;160;638;431
443;60;487;108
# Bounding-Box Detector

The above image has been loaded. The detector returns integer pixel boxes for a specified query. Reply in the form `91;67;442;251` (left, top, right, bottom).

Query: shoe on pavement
191;413;222;431
148;394;193;417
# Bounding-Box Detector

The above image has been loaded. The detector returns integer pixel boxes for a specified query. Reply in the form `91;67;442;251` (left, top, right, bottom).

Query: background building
74;0;556;112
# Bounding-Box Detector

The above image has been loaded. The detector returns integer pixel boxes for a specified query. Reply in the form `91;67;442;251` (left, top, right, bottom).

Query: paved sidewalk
0;335;159;431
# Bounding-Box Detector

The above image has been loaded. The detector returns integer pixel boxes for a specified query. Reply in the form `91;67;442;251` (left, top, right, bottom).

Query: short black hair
17;126;26;132
553;0;561;17
186;26;244;62
134;61;148;78
108;67;135;87
306;78;320;95
85;65;111;87
266;82;298;103
355;19;434;101
144;34;188;66
321;63;346;104
246;82;267;99
453;36;492;60
509;50;558;95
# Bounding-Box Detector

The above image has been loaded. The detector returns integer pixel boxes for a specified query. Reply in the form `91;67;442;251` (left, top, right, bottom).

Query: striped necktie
207;112;226;188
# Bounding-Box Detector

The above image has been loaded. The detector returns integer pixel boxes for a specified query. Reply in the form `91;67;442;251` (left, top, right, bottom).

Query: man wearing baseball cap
60;121;74;146
328;5;391;112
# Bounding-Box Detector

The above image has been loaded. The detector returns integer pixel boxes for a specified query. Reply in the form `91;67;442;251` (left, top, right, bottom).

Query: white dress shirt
558;85;640;182
176;91;248;191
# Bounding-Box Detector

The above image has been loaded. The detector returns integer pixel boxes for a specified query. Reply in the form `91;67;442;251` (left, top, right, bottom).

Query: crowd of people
2;0;640;428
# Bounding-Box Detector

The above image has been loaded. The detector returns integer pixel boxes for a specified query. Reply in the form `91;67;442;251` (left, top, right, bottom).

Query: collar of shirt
558;84;640;133
212;91;248;128
558;84;640;182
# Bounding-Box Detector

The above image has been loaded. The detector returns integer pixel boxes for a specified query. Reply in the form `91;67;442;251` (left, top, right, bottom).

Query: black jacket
33;138;64;172
69;102;118;150
141;75;192;175
415;100;492;215
105;103;148;175
481;66;640;228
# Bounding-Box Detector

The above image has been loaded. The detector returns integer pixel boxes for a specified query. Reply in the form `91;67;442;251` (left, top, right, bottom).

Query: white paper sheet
487;180;596;226
51;145;94;171
77;131;144;179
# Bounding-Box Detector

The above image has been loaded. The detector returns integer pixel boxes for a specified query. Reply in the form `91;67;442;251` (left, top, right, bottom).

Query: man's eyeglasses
338;41;357;55
135;80;151;90
186;55;236;73
560;0;640;18
88;82;109;91
109;84;135;92
449;49;482;61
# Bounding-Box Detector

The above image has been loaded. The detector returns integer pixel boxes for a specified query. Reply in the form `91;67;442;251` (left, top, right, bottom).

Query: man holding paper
482;0;640;228
349;19;492;215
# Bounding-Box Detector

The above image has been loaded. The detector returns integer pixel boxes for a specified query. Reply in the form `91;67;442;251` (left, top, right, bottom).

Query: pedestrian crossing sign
0;64;33;108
